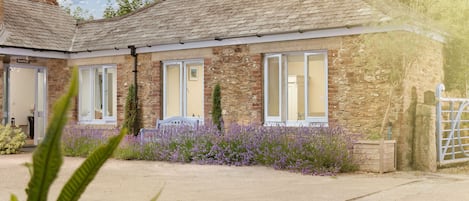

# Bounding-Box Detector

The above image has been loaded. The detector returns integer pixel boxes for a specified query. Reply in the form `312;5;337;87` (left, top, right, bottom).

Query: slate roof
1;0;391;52
72;0;389;52
1;0;76;51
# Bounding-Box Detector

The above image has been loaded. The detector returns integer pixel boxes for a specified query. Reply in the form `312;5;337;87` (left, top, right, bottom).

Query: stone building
0;0;444;169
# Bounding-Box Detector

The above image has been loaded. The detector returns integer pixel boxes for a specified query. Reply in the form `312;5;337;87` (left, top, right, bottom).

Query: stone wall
137;54;160;128
330;35;399;135
45;59;72;121
204;45;263;125
399;36;444;169
58;32;444;170
329;33;444;169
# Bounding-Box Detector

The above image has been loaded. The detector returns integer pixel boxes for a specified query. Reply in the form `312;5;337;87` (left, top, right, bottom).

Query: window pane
94;68;103;120
267;57;280;117
186;63;203;118
307;54;326;117
104;68;117;118
287;55;305;121
79;69;92;120
166;64;181;117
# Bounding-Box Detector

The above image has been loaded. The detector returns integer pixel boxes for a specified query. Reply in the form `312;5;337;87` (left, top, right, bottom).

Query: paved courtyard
2;153;469;201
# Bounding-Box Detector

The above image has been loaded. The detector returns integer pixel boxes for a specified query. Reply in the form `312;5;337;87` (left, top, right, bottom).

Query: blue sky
58;0;117;19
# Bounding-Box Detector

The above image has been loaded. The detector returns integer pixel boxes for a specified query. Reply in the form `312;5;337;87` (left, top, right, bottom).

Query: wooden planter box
353;140;396;173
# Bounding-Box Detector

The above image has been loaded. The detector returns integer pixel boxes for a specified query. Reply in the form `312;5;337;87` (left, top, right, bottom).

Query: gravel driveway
2;153;469;201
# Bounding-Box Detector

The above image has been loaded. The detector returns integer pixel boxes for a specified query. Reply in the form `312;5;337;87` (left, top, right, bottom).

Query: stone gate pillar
413;92;437;172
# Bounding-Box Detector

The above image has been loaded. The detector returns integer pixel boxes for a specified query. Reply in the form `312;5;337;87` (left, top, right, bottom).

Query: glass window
104;68;117;118
264;52;328;125
79;65;117;123
186;63;204;118
165;63;182;117
163;60;204;120
267;56;280;117
307;54;327;118
79;68;92;121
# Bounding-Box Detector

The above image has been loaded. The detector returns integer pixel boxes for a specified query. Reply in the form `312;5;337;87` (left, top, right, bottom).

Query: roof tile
2;0;389;52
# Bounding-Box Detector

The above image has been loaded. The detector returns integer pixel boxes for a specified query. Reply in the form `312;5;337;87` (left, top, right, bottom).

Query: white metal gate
436;83;469;165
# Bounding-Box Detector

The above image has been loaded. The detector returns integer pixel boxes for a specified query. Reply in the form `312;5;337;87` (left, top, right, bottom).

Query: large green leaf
26;68;78;201
57;128;127;201
10;194;19;201
149;187;164;201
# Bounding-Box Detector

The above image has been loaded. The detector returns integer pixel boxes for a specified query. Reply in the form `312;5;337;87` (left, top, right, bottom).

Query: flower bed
62;125;120;157
62;124;358;175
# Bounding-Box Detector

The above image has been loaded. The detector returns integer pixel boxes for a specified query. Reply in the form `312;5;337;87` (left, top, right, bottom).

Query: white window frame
264;51;328;126
78;64;117;124
264;54;283;122
163;59;204;121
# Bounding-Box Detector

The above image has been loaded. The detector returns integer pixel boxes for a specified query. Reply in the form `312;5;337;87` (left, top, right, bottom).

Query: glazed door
34;68;47;145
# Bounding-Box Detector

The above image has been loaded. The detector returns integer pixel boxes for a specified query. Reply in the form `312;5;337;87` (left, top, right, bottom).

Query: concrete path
1;153;469;201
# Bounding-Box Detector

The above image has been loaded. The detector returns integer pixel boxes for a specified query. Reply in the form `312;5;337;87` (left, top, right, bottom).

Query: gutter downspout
128;45;138;109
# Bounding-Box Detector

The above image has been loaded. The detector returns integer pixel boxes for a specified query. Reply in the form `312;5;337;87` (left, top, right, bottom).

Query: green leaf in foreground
150;186;165;201
57;128;127;201
10;194;19;201
26;68;78;201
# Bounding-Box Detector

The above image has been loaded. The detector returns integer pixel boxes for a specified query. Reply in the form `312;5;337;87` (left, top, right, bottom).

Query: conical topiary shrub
123;84;142;136
212;83;223;131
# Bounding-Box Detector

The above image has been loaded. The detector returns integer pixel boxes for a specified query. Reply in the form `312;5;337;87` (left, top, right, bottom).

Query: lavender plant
67;122;359;175
62;126;120;157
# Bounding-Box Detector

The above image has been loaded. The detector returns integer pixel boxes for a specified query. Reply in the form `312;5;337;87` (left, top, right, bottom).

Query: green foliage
72;7;94;21
62;135;106;157
82;125;358;174
11;195;19;201
103;0;155;18
56;129;126;201
113;136;156;160
367;132;383;140
443;39;468;93
103;0;117;18
123;84;142;136
0;125;27;155
212;84;223;131
11;67;128;201
394;0;469;94
25;68;78;201
59;0;94;21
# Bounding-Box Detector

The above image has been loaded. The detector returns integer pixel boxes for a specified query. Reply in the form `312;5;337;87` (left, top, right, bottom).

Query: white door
34;68;47;145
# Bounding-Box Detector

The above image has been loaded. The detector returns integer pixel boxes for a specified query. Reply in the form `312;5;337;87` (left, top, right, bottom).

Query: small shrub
212;84;223;131
123;84;142;136
114;135;146;160
0;125;26;155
